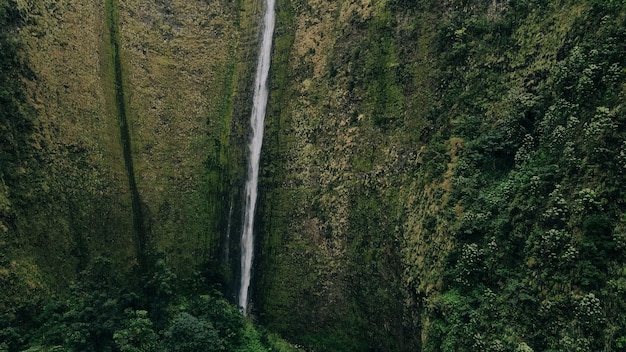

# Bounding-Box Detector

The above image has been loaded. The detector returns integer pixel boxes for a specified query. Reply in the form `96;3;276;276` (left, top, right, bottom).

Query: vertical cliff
256;0;626;350
2;0;136;290
2;0;626;351
0;0;260;302
257;0;429;348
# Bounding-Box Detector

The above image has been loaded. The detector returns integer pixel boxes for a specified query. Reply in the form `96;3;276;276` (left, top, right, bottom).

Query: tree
113;310;161;352
162;312;221;352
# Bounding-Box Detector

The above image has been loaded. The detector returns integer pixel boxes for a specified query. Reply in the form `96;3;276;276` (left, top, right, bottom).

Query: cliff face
257;0;626;350
0;0;256;300
2;0;135;293
2;0;626;351
256;1;441;349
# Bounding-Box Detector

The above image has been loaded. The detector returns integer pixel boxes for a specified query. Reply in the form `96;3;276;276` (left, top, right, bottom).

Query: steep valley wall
1;0;256;299
2;0;626;351
256;0;626;350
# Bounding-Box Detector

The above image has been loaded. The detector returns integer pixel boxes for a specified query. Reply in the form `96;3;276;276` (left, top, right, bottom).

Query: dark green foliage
142;258;176;329
186;294;245;351
163;313;220;352
345;193;406;351
113;310;160;352
420;1;626;350
0;257;283;352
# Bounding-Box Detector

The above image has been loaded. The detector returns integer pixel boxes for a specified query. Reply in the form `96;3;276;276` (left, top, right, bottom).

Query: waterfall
239;0;276;315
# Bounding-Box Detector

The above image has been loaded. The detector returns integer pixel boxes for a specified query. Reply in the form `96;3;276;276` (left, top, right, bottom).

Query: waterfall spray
239;0;276;315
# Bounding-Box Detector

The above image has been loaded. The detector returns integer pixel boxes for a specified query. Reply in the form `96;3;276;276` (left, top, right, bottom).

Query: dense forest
1;0;626;351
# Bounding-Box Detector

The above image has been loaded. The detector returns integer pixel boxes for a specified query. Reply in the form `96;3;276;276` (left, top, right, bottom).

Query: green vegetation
422;1;626;350
3;0;626;350
105;0;148;270
0;0;34;217
256;0;626;350
0;257;299;352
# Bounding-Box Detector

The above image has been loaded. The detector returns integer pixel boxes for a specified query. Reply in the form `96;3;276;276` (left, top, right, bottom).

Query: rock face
257;0;626;350
1;0;255;291
256;1;436;349
3;0;626;351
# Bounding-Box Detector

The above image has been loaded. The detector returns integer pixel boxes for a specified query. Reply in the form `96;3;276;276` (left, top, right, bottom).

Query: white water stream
238;0;276;315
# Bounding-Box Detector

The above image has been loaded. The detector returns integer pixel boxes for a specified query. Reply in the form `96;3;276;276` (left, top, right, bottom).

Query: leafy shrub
113;310;161;352
162;312;220;352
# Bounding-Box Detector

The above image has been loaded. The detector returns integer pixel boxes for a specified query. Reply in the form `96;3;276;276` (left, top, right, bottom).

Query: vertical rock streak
106;0;147;269
239;0;276;315
225;194;234;264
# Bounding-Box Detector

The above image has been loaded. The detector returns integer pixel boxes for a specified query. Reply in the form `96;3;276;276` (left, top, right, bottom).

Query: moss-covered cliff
0;0;260;308
2;0;626;351
1;0;271;348
256;0;626;350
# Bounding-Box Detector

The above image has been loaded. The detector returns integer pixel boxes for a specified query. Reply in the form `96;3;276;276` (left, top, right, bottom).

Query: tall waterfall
239;0;276;315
